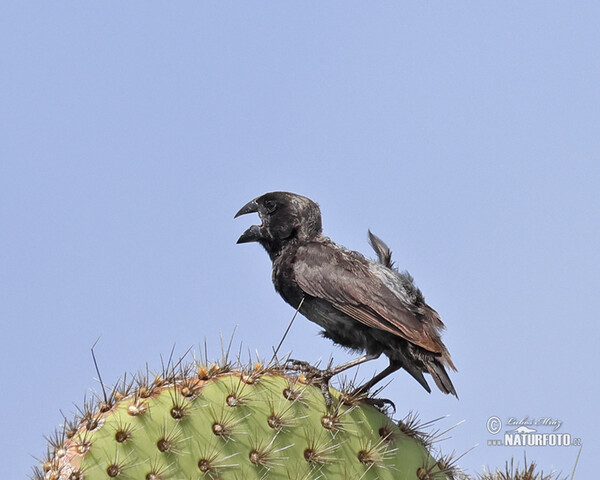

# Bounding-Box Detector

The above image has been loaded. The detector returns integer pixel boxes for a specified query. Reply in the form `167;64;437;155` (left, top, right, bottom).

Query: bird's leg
320;353;382;407
325;353;381;377
285;354;381;407
352;362;401;396
285;353;380;379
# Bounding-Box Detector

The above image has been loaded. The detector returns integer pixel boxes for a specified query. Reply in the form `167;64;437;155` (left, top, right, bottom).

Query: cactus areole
36;363;450;479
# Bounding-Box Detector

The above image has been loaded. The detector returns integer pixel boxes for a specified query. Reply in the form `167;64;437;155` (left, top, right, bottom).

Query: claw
362;396;396;413
283;359;336;407
284;358;320;374
321;379;334;408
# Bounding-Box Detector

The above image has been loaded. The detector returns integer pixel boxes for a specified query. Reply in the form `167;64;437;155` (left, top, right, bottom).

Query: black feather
368;230;395;269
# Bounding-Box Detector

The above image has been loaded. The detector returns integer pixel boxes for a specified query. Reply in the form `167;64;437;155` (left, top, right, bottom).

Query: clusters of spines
34;358;455;480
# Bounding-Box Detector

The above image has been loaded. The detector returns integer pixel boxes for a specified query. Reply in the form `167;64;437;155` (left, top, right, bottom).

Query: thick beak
236;224;262;244
235;198;262;244
234;199;259;218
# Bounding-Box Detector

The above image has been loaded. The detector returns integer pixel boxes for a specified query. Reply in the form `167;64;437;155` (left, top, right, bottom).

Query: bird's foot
361;396;396;414
284;359;335;408
320;379;334;408
284;359;334;383
284;358;319;374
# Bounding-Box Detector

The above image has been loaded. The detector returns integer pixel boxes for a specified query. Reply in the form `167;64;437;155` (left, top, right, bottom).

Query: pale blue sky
1;3;598;478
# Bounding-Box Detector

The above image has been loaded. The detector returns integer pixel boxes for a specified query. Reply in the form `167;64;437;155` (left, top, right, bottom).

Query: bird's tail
406;367;432;394
427;361;458;398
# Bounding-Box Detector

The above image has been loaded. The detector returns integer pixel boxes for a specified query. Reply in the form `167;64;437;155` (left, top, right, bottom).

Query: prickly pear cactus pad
36;362;452;480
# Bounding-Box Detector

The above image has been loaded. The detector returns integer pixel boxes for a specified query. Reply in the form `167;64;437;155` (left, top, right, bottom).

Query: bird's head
235;191;322;258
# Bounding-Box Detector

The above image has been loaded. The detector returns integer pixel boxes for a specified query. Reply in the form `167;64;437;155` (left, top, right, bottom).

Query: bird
235;191;457;398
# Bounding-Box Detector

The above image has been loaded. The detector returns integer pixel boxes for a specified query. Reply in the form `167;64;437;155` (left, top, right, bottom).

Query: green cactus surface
36;361;452;480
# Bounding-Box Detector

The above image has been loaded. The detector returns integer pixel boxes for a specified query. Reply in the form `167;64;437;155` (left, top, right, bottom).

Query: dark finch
235;191;457;397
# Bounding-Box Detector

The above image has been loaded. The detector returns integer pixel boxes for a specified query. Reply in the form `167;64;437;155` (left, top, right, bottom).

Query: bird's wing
294;242;444;354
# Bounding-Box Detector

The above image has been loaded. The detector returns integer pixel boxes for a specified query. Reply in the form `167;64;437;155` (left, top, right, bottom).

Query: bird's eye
263;200;277;213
